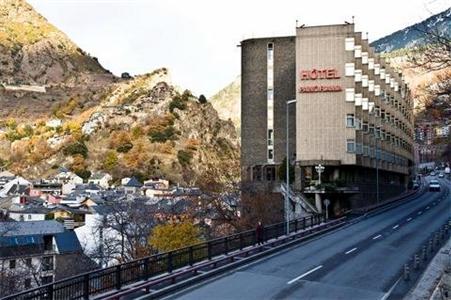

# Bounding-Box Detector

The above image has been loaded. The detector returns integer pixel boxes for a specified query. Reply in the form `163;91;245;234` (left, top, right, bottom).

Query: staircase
280;183;319;216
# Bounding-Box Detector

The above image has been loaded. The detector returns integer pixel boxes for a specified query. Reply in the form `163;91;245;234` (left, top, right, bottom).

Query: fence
3;214;325;300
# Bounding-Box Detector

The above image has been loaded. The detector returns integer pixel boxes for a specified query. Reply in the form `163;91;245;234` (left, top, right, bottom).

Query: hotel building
241;23;414;213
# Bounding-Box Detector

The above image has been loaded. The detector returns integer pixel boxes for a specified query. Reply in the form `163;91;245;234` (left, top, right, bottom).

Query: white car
429;180;440;192
438;173;444;178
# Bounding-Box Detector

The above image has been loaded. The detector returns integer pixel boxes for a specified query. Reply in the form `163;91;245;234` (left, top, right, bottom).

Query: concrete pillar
332;168;340;181
295;164;304;191
315;193;323;214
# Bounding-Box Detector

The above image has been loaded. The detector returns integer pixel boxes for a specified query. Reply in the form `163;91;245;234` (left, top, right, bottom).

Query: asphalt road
165;178;451;300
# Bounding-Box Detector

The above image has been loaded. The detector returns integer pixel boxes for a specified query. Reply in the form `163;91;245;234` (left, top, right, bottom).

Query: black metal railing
2;214;325;300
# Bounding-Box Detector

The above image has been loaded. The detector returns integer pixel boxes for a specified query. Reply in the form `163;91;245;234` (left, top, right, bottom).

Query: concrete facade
241;23;415;211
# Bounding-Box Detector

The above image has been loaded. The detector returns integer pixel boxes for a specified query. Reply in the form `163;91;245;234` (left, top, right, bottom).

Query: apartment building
241;23;414;212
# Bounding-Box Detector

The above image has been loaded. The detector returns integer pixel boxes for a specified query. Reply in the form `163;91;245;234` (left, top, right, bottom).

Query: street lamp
285;99;296;235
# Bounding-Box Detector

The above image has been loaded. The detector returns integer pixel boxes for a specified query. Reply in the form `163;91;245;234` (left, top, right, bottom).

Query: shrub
63;142;88;158
116;142;133;153
149;126;179;143
103;150;118;170
169;95;187;113
75;169;91;180
198;94;207;104
177;150;193;167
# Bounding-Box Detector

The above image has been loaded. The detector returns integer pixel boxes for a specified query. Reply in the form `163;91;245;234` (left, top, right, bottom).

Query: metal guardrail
2;214;325;300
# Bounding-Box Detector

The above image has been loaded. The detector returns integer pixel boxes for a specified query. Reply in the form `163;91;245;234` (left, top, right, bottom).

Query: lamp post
286;99;297;235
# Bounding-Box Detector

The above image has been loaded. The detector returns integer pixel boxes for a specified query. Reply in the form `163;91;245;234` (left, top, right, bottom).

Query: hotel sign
298;68;342;93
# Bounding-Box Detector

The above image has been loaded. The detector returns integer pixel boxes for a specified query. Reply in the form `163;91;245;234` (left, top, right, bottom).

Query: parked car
438;173;444;178
430;172;436;176
429;180;440;192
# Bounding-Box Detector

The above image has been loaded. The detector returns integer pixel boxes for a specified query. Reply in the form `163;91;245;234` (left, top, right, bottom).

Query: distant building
122;177;143;194
0;221;91;296
88;173;112;189
45;119;62;129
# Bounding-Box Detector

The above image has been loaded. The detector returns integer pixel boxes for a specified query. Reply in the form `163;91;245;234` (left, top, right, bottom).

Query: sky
28;0;450;97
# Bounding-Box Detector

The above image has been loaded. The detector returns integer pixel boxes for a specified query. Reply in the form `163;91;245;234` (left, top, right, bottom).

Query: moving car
438;173;444;178
429;180;440;192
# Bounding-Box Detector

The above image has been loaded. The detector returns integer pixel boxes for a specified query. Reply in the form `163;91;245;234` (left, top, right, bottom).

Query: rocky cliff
0;0;240;186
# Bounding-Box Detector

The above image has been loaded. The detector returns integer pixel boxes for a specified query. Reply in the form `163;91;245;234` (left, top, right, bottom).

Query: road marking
418;211;422;215
373;234;382;240
392;225;399;229
345;247;357;255
380;277;402;300
287;265;323;284
426;206;430;210
407;218;412;222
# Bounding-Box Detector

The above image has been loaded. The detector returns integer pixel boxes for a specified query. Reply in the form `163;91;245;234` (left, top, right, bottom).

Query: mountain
371;8;451;53
209;76;240;134
0;0;240;186
0;0;117;118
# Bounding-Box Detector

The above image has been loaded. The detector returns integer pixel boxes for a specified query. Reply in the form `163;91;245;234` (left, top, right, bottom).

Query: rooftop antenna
296;19;298;27
352;16;355;24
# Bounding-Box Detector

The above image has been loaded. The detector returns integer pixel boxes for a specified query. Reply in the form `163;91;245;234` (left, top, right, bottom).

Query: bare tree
89;200;156;266
408;12;451;71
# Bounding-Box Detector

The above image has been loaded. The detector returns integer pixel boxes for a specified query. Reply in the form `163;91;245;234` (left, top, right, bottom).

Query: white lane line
287;265;323;284
373;234;382;240
345;247;357;255
426;206;430;210
418;211;422;215
392;225;399;229
407;217;412;222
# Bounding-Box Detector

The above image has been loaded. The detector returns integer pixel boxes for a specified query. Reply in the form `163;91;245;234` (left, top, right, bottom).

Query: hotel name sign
298;68;342;93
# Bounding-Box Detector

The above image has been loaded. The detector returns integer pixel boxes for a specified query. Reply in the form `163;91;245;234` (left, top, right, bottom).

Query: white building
88;173;112;189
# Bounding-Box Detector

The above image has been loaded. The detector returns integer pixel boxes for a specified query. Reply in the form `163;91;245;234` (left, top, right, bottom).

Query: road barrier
2;214;327;300
401;218;451;283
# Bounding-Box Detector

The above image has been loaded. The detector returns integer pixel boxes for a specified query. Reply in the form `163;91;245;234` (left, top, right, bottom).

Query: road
165;178;451;300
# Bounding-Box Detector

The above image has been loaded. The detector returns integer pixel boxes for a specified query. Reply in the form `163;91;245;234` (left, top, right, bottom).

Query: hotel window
268;149;274;161
354;45;362;58
362;122;369;133
369;124;375;135
267;43;274;163
354;69;362;82
390;78;395;88
374;64;380;75
368;102;375;114
381;109;386;120
346;139;355;153
268;129;274;146
362;52;368;64
355;118;361;130
356;143;363;154
368;58;374;69
385;73;391;84
362;98;369;110
368;80;375;92
380;68;386;79
266;166;276;181
345;63;355;76
345;88;355;102
363;145;369;156
346;114;355;128
354;93;362;106
374;85;380;96
394;81;399;91
345;37;355;51
362;75;368;87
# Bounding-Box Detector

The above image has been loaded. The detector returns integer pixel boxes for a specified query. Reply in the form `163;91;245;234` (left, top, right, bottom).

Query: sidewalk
405;238;451;300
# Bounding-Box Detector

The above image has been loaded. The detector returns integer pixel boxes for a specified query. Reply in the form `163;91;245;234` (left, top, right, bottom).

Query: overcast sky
28;0;449;97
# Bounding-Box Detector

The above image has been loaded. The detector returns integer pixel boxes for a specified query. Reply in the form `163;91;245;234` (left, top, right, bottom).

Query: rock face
209;76;241;134
371;8;451;53
0;0;240;186
0;0;116;118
